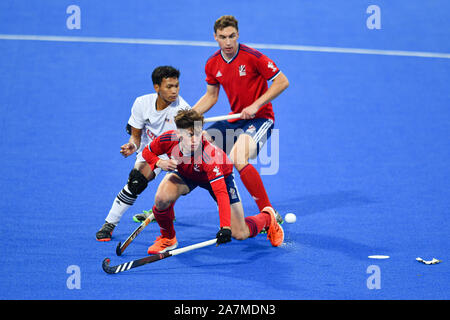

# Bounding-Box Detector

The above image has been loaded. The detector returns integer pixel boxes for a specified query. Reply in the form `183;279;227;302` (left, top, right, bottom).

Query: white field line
0;34;449;59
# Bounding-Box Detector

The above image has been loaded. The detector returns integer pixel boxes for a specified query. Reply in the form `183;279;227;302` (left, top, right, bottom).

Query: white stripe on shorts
253;119;274;144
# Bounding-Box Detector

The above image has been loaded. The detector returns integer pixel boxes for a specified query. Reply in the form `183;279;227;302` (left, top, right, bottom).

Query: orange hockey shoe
147;235;178;254
262;206;284;247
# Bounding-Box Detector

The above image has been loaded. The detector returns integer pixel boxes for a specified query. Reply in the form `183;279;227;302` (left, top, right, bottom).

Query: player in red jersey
142;109;284;253
193;15;289;214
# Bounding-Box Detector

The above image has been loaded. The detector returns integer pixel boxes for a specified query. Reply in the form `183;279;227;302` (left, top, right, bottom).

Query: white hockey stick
204;113;242;123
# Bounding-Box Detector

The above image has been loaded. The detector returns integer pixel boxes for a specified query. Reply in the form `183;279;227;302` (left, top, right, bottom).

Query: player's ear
153;84;160;93
175;129;182;141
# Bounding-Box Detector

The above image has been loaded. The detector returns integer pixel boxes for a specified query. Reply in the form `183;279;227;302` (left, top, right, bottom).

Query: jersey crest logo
267;61;277;72
213;166;221;176
239;65;246;76
193;164;201;172
229;187;237;199
246;125;256;133
216;70;222;77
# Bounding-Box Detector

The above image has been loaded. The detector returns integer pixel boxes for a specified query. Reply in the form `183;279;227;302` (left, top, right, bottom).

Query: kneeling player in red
142;109;284;253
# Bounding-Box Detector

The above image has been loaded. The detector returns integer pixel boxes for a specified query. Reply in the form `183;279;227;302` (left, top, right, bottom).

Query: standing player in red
141;109;284;253
192;15;289;215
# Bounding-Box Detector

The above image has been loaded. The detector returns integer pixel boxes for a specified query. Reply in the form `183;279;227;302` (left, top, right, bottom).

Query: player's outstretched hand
216;227;232;245
120;142;137;157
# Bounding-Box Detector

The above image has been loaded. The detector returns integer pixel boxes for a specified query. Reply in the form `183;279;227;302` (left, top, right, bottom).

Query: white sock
105;185;137;225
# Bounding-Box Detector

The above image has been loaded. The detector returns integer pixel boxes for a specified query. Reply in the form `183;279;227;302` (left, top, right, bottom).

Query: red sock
152;203;175;239
239;164;272;211
245;212;271;238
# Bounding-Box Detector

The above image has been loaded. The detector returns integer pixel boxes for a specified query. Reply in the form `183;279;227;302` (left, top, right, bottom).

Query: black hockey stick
116;212;155;256
103;238;217;274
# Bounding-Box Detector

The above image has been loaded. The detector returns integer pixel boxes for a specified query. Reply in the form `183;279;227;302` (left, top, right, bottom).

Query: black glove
216;228;232;245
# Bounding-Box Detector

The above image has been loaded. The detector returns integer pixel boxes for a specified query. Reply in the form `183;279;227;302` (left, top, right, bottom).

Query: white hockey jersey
127;93;191;153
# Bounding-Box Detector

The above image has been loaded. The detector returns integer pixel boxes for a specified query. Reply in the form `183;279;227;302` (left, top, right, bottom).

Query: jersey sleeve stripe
268;70;281;81
209;175;224;183
202;151;211;163
159;138;176;142
159;133;178;142
159;132;177;139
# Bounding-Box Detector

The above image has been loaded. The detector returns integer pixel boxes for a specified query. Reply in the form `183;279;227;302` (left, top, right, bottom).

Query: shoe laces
155;236;174;246
102;222;115;232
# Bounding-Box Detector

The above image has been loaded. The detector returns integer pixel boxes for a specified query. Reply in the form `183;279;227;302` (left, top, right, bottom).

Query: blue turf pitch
0;1;449;300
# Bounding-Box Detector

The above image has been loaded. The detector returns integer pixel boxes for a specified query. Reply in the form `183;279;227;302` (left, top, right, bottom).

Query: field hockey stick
115;212;155;256
203;113;242;123
103;238;217;274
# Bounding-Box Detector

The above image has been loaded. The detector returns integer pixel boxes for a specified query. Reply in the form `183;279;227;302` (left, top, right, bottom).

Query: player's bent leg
106;167;150;222
230;202;250;240
97;163;155;241
131;162;158;222
231;134;272;211
229;133;257;171
228;198;279;242
148;203;179;254
147;173;189;254
154;173;189;210
134;161;156;181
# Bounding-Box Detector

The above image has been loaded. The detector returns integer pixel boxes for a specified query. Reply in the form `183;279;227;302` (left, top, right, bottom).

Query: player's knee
231;229;248;241
154;193;173;211
233;161;247;172
127;169;148;195
230;149;249;171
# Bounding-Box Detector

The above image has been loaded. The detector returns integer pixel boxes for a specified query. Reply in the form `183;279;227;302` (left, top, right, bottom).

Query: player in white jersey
96;66;190;241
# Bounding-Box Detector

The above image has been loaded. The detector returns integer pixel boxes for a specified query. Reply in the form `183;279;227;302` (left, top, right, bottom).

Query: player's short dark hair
151;66;180;85
174;109;204;130
214;15;238;33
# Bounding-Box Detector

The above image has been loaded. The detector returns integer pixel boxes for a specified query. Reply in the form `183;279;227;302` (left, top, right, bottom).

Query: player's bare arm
240;72;289;119
120;126;142;157
192;84;220;115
